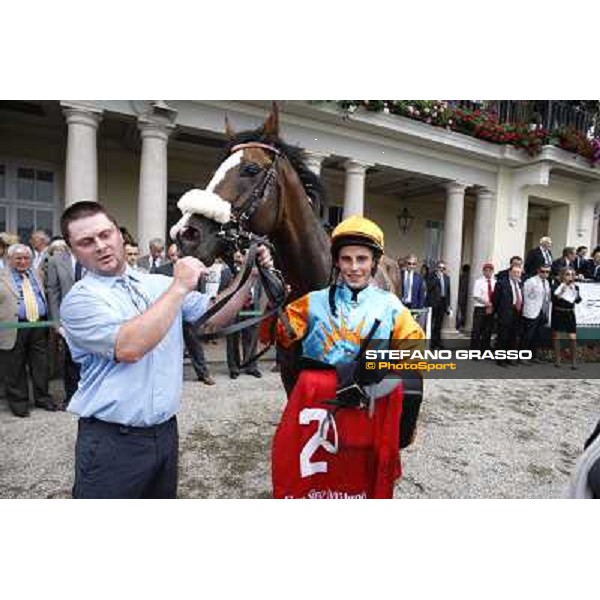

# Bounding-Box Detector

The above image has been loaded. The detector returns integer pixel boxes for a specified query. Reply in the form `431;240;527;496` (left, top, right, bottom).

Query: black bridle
175;142;284;258
227;142;283;232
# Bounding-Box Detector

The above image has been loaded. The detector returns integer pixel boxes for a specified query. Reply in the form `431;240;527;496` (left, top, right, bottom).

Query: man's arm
115;257;206;362
46;258;61;326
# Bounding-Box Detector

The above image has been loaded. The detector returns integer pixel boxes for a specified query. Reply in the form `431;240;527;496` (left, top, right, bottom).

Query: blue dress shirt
11;268;47;320
60;265;209;426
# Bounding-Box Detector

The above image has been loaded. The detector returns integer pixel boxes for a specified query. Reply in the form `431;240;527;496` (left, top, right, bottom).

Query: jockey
268;215;425;499
273;214;424;365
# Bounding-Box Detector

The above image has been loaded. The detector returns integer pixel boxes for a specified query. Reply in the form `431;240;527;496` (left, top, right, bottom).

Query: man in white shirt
470;262;495;352
30;230;50;272
520;264;551;363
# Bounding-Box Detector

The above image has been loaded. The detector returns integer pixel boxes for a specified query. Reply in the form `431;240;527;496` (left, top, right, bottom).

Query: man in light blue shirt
60;201;273;498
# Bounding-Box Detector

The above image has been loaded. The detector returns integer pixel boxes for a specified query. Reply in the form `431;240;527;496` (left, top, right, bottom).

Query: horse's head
174;104;285;266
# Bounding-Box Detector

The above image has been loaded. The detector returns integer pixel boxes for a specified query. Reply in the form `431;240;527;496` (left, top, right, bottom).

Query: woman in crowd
551;266;582;369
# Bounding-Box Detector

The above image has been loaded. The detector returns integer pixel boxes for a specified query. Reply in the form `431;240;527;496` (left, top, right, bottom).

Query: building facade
1;99;599;327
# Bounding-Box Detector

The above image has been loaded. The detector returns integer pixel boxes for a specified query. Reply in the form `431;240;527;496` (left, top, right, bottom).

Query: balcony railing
332;101;600;164
448;100;597;137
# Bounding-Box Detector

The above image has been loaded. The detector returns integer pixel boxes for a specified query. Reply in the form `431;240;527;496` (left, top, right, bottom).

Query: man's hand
256;245;274;270
173;256;209;294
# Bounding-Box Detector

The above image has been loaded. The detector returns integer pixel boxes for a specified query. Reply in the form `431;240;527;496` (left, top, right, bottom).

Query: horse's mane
221;127;326;212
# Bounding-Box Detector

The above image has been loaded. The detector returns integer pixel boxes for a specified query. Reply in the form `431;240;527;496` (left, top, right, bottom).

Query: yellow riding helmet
331;215;384;257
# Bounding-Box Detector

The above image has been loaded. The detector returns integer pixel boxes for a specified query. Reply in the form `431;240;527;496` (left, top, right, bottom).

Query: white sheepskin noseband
169;190;232;240
170;151;244;240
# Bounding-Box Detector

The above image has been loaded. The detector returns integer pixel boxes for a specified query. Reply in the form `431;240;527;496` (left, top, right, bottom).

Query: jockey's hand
256;244;274;270
173;256;209;293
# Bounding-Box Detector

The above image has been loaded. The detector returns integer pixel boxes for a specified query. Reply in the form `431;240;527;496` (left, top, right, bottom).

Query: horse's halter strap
226;142;284;232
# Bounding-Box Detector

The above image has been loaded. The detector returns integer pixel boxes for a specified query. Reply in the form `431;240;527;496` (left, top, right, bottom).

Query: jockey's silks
271;283;424;364
272;370;403;499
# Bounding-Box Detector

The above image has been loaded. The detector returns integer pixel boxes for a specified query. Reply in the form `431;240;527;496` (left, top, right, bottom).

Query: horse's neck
272;164;331;298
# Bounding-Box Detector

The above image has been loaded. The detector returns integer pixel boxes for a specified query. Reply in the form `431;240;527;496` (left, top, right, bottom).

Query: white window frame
0;157;61;237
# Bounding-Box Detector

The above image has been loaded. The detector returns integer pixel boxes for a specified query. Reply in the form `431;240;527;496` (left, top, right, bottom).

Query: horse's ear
224;114;236;139
263;101;280;137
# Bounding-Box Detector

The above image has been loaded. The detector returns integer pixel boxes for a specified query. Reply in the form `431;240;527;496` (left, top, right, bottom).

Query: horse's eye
241;163;262;177
180;227;200;242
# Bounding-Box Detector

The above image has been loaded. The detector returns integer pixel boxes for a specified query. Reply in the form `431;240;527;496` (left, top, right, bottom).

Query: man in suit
0;244;57;417
586;250;600;281
426;260;450;350
551;246;577;280
524;236;553;277
496;256;523;282
124;242;147;273
47;247;84;405
156;244;215;385
399;254;425;309
138;238;166;273
493;264;524;367
520;264;552;363
574;246;588;275
30;230;50;272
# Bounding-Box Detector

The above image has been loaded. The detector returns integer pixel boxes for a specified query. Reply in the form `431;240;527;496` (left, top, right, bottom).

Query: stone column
137;118;175;253
442;181;466;330
304;151;329;221
62;103;103;206
580;189;600;251
343;160;370;218
304;151;328;177
466;188;495;330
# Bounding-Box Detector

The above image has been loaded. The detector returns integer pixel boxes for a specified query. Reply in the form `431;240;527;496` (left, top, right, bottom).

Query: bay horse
175;103;400;391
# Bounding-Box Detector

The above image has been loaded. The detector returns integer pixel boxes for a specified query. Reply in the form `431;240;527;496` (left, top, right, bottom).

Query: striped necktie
118;276;150;314
22;272;40;322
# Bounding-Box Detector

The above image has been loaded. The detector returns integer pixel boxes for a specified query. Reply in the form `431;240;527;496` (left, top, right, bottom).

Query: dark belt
18;316;47;322
79;415;176;437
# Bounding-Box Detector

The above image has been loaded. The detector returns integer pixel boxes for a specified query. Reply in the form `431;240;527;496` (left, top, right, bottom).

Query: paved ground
0;346;598;498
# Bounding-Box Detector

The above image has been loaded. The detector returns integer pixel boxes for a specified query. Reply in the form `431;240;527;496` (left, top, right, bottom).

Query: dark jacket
399;269;426;308
524;247;553;277
425;273;450;311
493;276;523;322
551;257;573;280
585;260;600;281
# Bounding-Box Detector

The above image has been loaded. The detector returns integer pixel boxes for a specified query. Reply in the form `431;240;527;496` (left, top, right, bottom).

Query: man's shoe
10;404;30;418
246;369;262;378
496;361;508;368
229;371;240;380
506;360;517;367
198;374;216;385
531;357;544;364
35;400;58;412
